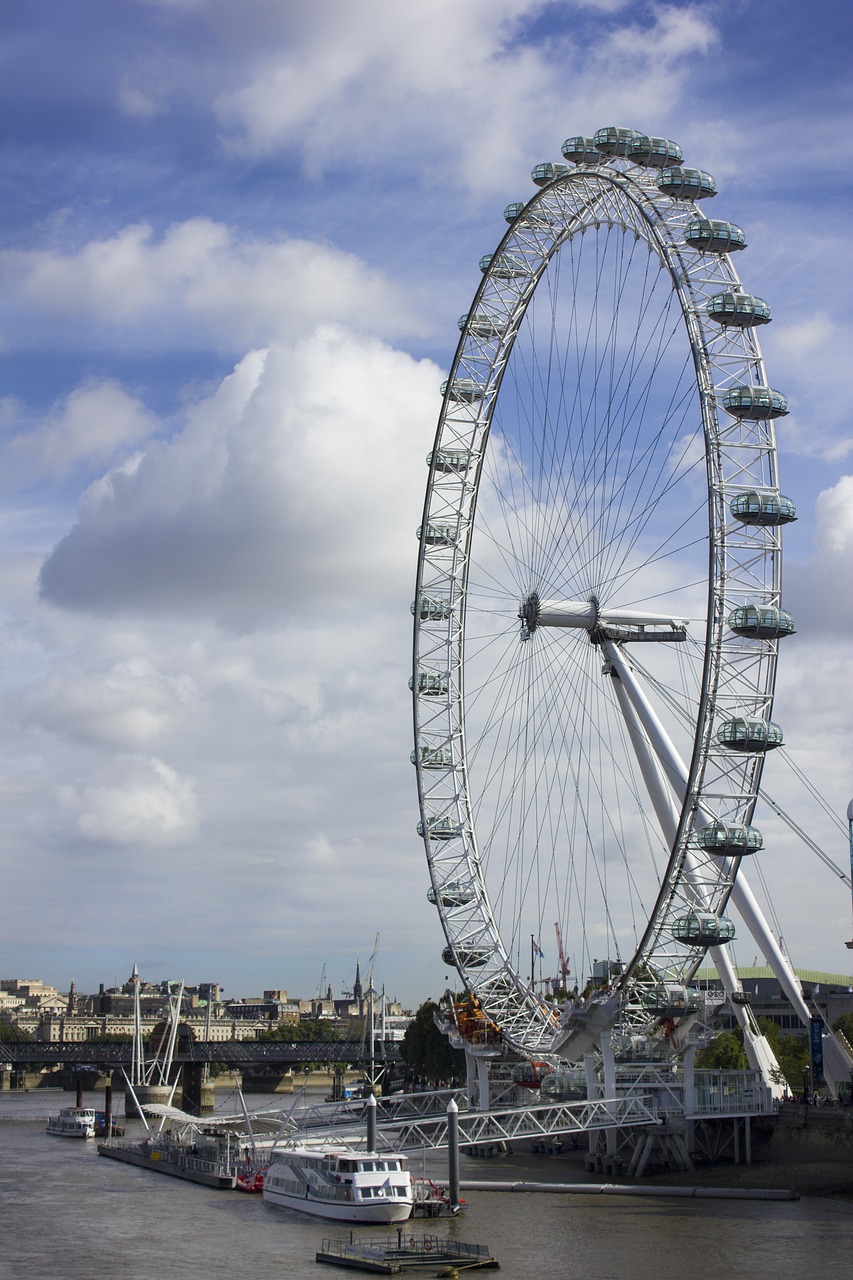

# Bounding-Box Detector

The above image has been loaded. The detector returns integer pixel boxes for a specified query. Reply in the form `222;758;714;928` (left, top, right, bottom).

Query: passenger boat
263;1146;414;1222
46;1106;97;1138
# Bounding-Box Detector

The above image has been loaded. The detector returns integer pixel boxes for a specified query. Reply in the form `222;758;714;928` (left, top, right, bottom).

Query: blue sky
2;0;853;1005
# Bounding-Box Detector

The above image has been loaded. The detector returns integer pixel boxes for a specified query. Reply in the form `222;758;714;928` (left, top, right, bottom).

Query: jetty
316;1232;499;1274
98;1133;238;1189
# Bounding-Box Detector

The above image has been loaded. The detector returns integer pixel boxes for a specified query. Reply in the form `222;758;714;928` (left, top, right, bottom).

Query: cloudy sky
2;0;852;1007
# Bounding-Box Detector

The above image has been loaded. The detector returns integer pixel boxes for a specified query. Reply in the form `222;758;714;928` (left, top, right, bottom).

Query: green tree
832;1012;853;1044
695;1030;748;1070
754;1017;810;1091
400;1001;465;1084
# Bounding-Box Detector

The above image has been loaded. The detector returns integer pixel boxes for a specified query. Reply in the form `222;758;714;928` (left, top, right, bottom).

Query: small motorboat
236;1167;266;1194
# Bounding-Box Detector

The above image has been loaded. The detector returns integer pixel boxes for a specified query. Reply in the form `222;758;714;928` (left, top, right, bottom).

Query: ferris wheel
412;126;798;1059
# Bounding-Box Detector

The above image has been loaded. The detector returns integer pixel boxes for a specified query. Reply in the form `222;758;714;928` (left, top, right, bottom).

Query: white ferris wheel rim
413;132;789;1056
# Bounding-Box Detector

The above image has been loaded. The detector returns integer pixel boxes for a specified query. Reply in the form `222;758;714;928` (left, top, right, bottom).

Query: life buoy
424;1240;433;1252
409;1236;417;1249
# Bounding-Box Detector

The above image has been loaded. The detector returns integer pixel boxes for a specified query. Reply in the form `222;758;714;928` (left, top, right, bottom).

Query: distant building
696;966;853;1035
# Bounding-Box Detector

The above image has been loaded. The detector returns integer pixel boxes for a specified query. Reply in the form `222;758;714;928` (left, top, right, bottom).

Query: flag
533;939;544;959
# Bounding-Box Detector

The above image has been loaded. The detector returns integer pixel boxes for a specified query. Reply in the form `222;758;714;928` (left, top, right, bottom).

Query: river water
2;1089;851;1279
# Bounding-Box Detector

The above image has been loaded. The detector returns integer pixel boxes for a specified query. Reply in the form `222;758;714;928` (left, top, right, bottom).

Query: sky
2;0;853;1008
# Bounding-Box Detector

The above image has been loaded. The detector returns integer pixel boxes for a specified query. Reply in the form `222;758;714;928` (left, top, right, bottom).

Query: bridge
0;1039;402;1067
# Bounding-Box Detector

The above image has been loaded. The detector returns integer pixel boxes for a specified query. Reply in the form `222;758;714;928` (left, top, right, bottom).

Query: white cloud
5;379;162;481
784;474;853;635
39;330;441;625
58;757;200;846
19;656;198;749
1;220;415;348
214;1;718;191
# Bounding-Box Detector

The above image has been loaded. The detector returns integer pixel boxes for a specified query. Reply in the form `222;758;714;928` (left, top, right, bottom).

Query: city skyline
2;1;853;1007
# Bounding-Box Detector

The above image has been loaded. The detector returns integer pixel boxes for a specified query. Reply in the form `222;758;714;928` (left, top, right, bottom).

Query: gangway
288;1095;660;1153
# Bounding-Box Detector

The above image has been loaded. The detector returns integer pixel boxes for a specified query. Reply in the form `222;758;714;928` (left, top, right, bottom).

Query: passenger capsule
593;126;642;156
540;1070;586;1101
561;136;601;165
697;821;764;856
706;292;772;328
627;135;683;168
409;671;449;697
442;945;490;968
657;167;717;199
717;718;784;752
684;219;747;253
727;605;796;640
636;984;702;1016
417;523;457;546
512;1061;553;1088
479;252;529;279
729;491;797;526
531;162;568;187
441;378;485;403
504;201;557;226
428;448;471;474
458;312;507;337
418;816;462;840
411;595;452;621
411;744;453;769
427;881;475;908
671;913;736;947
722;385;789;419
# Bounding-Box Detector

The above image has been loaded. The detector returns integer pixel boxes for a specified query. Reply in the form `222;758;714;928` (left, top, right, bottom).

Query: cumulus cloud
4;379;162;482
1;220;415;348
58;757;200;846
39;329;441;625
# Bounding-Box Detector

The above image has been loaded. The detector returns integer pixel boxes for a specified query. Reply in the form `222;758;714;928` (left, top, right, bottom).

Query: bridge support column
464;1050;478;1109
683;1045;696;1155
180;1063;215;1114
584;1053;599;1155
477;1057;491;1111
602;1041;618;1157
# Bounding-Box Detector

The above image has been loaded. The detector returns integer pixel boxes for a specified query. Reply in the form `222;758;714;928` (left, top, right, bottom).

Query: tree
754;1017;810;1091
695;1019;810;1091
400;1002;465;1084
695;1030;748;1070
832;1012;853;1044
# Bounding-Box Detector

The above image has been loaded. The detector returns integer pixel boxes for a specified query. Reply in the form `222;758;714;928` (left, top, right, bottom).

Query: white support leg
604;642;787;1095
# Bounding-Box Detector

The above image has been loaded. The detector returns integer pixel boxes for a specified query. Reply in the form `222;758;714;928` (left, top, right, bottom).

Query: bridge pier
180;1063;215;1114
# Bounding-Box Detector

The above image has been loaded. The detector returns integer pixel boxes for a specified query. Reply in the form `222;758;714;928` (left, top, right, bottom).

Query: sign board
809;1016;825;1087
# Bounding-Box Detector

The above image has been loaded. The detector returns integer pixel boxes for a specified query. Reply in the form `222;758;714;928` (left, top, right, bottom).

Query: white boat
263;1146;414;1222
46;1106;97;1138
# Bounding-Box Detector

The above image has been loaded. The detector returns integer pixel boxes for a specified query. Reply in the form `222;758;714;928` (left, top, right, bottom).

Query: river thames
2;1090;851;1280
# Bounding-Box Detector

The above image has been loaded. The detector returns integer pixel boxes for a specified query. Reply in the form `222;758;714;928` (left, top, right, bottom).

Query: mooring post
104;1082;112;1137
366;1091;377;1151
76;1079;83;1109
447;1097;460;1209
